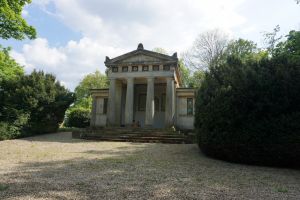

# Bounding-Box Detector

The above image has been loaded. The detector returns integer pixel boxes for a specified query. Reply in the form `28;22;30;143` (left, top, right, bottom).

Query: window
161;94;166;111
153;65;159;71
142;66;149;71
103;98;108;114
187;98;193;116
163;65;170;71
122;66;128;72
132;66;138;72
112;67;118;72
138;94;146;111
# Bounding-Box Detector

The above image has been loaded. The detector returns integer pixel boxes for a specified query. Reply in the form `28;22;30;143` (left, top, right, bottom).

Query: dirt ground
0;132;299;200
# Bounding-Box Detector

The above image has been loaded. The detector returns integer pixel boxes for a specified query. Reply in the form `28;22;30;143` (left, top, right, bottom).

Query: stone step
88;133;185;137
87;128;179;133
73;127;195;144
83;136;192;144
99;136;186;140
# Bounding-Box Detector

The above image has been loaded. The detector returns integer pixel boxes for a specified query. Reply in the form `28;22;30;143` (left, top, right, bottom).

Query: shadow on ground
20;132;89;144
1;133;300;200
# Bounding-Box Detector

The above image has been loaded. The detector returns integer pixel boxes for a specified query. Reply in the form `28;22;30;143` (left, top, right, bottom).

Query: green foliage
0;113;29;140
65;107;90;128
264;25;282;55
274;30;300;62
0;45;24;81
0;184;9;191
195;31;300;167
63;71;107;128
179;59;205;88
178;59;191;87
0;0;36;40
0;70;74;138
74;70;108;104
225;39;257;61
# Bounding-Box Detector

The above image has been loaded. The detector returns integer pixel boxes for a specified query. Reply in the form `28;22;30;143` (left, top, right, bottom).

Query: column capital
126;77;134;81
146;76;155;80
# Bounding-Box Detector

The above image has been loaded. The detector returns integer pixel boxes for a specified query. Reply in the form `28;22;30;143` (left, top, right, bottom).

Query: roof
104;43;178;67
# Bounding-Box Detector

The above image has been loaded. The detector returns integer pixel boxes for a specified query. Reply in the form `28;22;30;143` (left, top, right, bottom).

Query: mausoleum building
90;43;195;129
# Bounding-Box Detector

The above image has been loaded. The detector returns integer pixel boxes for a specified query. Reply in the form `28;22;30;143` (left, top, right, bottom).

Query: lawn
0;132;299;200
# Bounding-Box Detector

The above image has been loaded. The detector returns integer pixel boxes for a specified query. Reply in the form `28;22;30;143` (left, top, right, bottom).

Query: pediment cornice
105;44;178;67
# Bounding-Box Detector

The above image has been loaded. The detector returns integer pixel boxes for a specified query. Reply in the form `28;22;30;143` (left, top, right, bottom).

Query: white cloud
22;38;66;67
11;37;124;90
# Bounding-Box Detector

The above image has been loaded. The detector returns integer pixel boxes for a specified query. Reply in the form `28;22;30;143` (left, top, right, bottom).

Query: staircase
72;127;195;144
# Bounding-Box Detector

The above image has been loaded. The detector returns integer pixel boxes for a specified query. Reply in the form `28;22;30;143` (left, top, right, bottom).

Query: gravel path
0;132;299;200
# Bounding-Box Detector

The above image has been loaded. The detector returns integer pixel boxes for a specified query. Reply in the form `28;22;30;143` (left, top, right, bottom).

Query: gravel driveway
0;132;299;200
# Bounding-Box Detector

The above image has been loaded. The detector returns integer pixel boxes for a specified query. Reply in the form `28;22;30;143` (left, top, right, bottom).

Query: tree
274;30;300;62
0;70;74;138
195;32;300;167
189;71;205;88
0;0;36;40
178;59;192;87
224;38;268;63
0;45;24;81
74;70;108;103
184;29;229;70
263;25;282;55
225;39;257;59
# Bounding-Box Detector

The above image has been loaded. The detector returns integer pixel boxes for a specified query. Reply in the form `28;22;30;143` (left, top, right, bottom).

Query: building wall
175;89;195;130
95;97;107;127
90;89;109;127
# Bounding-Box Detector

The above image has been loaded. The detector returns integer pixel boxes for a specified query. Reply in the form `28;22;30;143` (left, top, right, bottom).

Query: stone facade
90;43;195;130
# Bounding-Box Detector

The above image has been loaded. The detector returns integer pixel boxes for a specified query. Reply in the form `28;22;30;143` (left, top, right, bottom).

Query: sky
1;0;300;90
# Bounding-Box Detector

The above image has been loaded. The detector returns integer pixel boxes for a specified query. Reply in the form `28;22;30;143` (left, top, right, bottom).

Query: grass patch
276;187;288;193
0;184;9;191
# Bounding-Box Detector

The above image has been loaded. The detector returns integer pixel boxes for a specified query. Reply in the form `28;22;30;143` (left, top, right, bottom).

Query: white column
165;77;175;127
107;78;116;126
125;77;134;126
145;77;155;126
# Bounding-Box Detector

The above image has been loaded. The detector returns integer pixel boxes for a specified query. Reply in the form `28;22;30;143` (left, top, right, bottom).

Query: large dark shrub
65;108;90;128
195;32;300;167
0;71;74;138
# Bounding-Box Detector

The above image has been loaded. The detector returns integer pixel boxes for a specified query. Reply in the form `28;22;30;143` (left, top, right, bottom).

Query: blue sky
2;0;300;90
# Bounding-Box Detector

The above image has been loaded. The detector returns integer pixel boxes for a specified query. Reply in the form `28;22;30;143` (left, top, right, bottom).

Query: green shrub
65;108;90;128
195;48;300;167
0;112;29;140
0;122;20;140
0;71;74;139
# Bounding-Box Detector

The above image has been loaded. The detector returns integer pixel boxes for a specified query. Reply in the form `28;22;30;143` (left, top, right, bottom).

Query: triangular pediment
117;52;168;63
105;49;178;66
